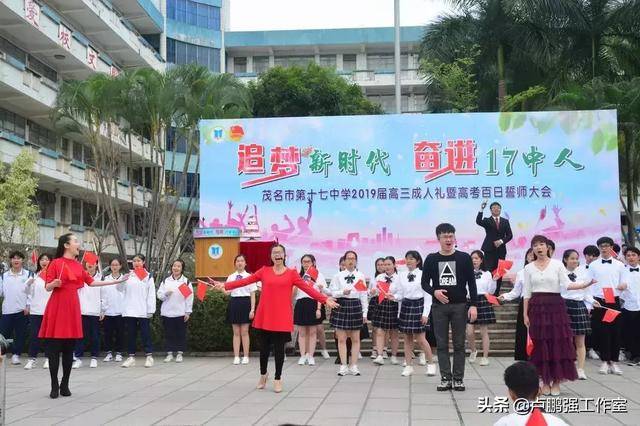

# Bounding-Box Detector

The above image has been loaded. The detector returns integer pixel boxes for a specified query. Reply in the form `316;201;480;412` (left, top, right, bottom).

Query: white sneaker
588;349;599;360
121;356;135;368
370;350;378;359
11;355;20;365
479;357;489;366
43;359;49;369
577;368;587;380
103;353;113;362
144;355;154;368
72;359;82;369
164;353;174;363
390;356;399;365
176;353;184;363
619;351;627;362
349;365;361;376
241;356;248;364
418;352;427;366
337;365;349;376
469;350;477;363
426;363;437;376
382;349;389;359
233;356;241;365
373;355;385;365
24;359;35;370
599;362;609;374
115;354;123;362
90;358;98;368
307;357;316;366
321;350;330;359
358;352;363;359
401;365;414;376
298;355;307;365
610;363;623;375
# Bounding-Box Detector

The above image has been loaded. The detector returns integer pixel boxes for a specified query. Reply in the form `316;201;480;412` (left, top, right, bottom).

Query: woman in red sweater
41;233;127;399
212;244;338;392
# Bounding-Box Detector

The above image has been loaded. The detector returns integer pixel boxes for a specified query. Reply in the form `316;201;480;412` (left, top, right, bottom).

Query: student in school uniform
294;254;328;366
372;256;400;366
622;247;640;366
586;236;627;375
581;245;601;360
368;257;386;360
561;249;598;380
0;251;34;365
119;254;156;368
329;250;368;376
73;260;102;369
101;257;125;363
157;259;193;363
225;254;257;365
466;250;496;366
391;250;436;377
499;248;534;361
314;269;331;361
24;253;52;370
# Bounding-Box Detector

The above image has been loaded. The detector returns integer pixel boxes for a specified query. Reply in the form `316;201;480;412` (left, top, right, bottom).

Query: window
186;42;197;64
187;0;198;26
342;54;357;71
168;0;220;29
186;172;198;196
166;127;188;153
319;55;336;68
167;0;175;19
176;0;186;22
27;55;57;82
197;46;209;68
71;199;82;225
59;196;68;224
84;146;95;167
0;107;26;138
233;57;247;73
83;202;97;228
254;56;269;74
28;121;56;151
0;35;27;64
209;6;221;30
166;38;220;72
36;190;56;220
58;138;70;157
274;56;313;68
72;142;84;162
366;53;409;71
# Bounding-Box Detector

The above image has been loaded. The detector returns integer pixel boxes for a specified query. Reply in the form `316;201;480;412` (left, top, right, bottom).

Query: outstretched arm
306;198;313;224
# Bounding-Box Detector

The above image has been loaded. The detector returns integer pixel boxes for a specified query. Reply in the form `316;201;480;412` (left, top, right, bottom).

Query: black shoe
453;380;465;391
437;379;452;391
60;382;71;397
50;387;59;399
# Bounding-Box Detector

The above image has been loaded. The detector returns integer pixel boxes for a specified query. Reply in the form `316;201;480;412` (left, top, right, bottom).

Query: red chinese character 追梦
241;146;301;188
237;144;265;175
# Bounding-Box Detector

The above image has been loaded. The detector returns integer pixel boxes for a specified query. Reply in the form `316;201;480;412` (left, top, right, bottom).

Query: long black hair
373;257;385;277
524;248;534;266
384;256;398;274
55;233;74;259
299;253;316;277
470;250;486;271
35;253;51;274
404;250;423;270
562;249;579;267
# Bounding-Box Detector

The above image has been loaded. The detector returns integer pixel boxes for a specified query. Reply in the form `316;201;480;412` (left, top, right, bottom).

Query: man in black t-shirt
422;223;478;391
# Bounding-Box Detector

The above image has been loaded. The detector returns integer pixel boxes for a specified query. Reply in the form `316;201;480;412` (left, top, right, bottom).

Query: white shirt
586;257;626;298
157;274;194;318
26;274;51;315
375;272;399;295
101;274;124;316
295;271;327;300
78;273;101;316
523;259;570;299
119;271;156;318
494;412;568;426
226;271;258;297
561;267;595;304
474;270;496;295
329;269;368;316
502;269;524;302
392;269;432;317
621;265;640;311
0;268;32;314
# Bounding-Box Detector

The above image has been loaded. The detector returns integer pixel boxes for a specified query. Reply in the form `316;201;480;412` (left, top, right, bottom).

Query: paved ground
4;355;640;425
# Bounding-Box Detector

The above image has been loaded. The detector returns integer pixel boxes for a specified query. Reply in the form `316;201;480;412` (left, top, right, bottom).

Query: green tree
0;150;39;255
249;63;383;117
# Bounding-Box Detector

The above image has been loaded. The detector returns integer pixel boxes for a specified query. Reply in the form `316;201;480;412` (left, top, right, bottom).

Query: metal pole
394;0;401;114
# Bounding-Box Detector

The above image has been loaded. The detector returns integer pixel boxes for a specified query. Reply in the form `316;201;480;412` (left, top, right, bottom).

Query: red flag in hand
134;267;148;281
602;308;621;323
376;281;390;304
354;279;367;292
492;259;514;280
178;283;192;298
485;294;500;306
526;333;534;357
31;250;38;266
196;280;208;302
602;287;615;304
82;251;99;266
608;246;618;258
306;266;319;281
525;407;547;426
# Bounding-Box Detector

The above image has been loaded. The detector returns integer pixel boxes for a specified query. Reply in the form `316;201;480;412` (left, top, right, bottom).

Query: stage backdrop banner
199;110;620;276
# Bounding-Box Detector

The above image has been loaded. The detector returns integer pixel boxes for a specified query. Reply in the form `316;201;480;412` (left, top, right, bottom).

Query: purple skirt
528;293;577;385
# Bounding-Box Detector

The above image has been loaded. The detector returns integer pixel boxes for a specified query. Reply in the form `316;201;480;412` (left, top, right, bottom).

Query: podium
194;227;241;279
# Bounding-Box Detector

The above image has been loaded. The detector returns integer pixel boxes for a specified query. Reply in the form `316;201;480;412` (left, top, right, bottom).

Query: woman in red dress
211;244;339;392
40;233;127;399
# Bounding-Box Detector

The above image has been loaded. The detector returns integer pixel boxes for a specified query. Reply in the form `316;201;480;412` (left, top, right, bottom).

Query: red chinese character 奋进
414;140;478;182
241;146;301;188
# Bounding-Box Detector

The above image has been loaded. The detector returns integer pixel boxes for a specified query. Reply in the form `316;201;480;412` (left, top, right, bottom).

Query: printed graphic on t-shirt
439;261;457;286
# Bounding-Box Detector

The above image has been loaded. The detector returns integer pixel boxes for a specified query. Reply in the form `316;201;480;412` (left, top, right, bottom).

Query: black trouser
0;312;28;355
162;316;187;353
622;309;640;360
259;331;289;380
46;338;75;391
125;317;152;355
592;297;622;362
103;315;124;355
75;315;100;358
28;314;46;358
514;299;528;361
432;302;468;381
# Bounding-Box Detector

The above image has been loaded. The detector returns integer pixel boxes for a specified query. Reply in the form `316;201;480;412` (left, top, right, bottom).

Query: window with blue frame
166;38;220;72
166;0;220;30
166;127;188;153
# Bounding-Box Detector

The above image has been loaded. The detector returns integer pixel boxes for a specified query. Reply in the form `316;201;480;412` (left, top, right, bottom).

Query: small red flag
31;250;38;266
376;281;390;304
602;308;621;323
492;259;514;280
602;287;615;304
306;266;319;281
525;407;548;426
608;246;618;258
354;279;367;292
134;267;148;281
178;283;192;298
82;251;99;266
526;333;534;357
196;279;208;302
485;293;500;305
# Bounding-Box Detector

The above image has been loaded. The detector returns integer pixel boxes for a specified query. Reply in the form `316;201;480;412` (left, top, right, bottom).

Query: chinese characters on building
58;24;72;50
25;0;40;28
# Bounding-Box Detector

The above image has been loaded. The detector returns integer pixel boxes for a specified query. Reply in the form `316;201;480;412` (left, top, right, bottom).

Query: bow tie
407;273;415;282
585;265;589;269
630;268;639;272
235;274;243;280
385;276;392;284
345;275;355;284
602;259;612;264
474;271;483;280
568;272;577;282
